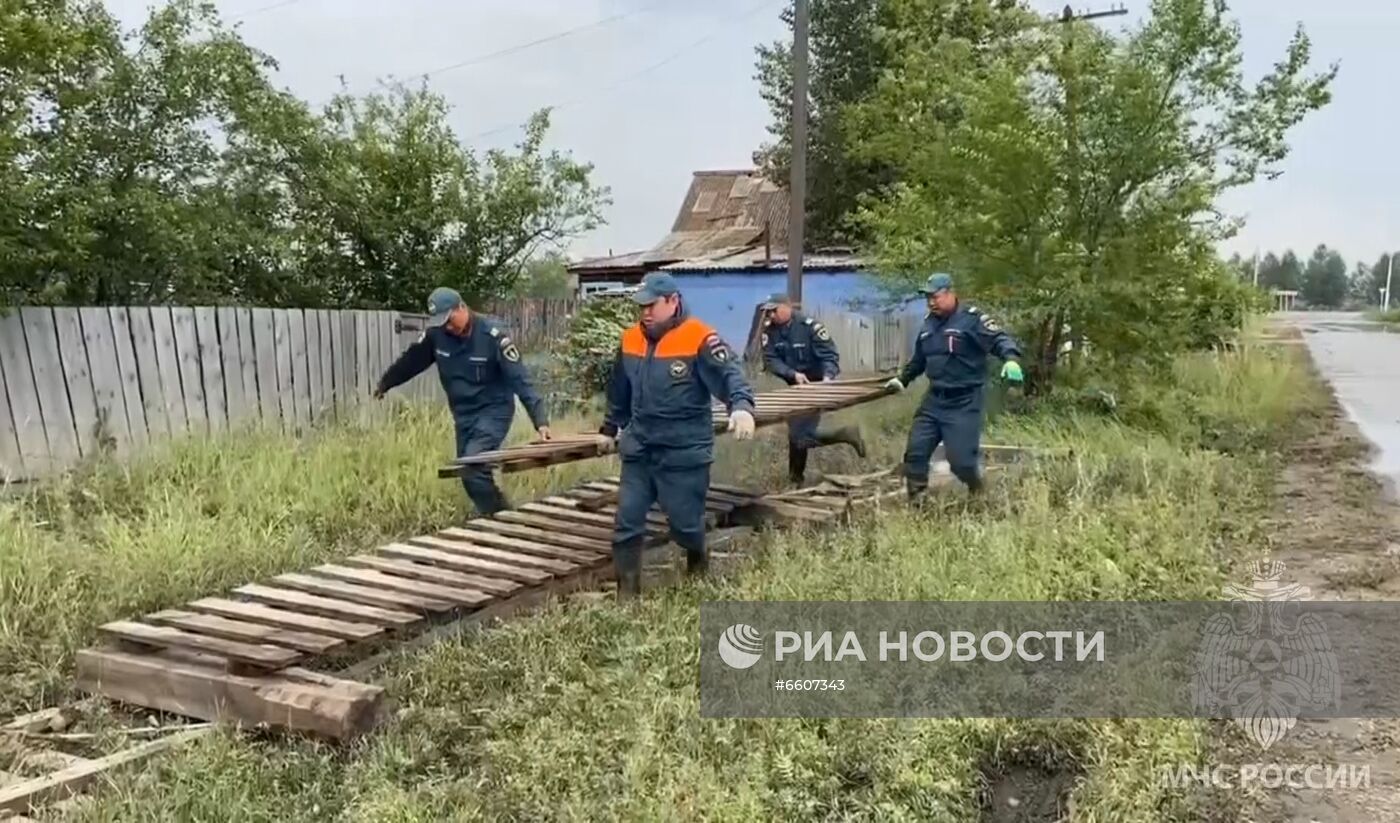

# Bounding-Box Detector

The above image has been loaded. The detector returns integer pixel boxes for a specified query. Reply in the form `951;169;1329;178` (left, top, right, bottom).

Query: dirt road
1245;314;1400;822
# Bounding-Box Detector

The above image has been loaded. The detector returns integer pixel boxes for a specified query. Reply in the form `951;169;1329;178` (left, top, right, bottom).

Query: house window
693;191;718;212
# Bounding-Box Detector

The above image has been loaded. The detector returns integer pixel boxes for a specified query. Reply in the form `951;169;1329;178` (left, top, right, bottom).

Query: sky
104;0;1400;269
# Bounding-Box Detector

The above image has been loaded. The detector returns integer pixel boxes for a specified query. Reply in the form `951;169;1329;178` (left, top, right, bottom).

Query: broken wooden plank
307;565;493;608
0;728;209;816
97;621;302;671
343;555;521;595
75;650;382;741
401;536;555;583
516;502;663;535
147;609;344;655
436;526;604;564
375;544;531;593
233;585;421;629
541;495;670;526
732;498;840;528
270;573;455;614
420;533;582;572
186;598;383;643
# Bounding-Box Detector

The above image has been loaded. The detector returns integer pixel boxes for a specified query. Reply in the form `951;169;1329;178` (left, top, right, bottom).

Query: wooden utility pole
787;0;810;306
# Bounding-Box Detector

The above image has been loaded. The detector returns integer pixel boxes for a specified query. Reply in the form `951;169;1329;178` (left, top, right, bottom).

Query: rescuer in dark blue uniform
375;287;551;515
885;273;1023;500
598;272;756;600
759;293;866;485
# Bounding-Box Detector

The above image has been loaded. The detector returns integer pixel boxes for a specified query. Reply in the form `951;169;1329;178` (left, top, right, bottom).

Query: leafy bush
561;296;634;397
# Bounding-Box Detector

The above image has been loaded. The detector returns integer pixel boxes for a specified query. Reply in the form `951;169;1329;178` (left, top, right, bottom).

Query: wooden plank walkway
75;477;764;739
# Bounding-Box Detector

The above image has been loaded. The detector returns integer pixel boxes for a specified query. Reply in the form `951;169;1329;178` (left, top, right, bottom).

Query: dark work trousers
612;451;711;569
455;417;510;515
902;387;984;489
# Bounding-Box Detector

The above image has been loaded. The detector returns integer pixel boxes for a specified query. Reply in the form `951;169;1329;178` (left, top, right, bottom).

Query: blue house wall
669;269;921;356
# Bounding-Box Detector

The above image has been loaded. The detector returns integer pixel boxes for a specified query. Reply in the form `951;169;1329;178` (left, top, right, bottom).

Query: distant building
569;169;915;355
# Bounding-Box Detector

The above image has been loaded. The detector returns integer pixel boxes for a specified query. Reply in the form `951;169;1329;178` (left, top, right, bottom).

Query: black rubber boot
613;540;644;601
787;447;809;485
906;476;928;504
816;424;867;459
681;539;709;577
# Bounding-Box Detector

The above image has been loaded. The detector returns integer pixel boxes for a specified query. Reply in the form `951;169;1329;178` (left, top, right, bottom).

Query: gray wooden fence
0;306;441;482
808;307;919;374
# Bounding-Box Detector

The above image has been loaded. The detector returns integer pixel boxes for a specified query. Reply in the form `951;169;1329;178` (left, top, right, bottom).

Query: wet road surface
1280;312;1400;491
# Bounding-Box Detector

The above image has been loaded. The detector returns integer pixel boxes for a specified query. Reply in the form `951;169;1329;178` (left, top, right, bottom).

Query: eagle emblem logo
669;360;689;378
1191;559;1339;750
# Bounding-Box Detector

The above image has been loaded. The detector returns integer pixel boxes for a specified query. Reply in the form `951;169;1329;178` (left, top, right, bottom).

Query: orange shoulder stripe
655;317;716;358
621;324;647;356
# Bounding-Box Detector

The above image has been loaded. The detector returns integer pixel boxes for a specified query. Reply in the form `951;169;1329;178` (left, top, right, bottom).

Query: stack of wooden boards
440;377;895;477
76;477;762;740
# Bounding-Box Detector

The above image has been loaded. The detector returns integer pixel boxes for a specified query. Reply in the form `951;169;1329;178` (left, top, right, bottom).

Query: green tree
0;0;609;310
514;252;575;299
754;0;894;246
1300;244;1347;307
852;0;1332;388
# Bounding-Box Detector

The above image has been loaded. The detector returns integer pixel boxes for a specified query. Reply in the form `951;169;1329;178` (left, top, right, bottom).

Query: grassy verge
1364;308;1400;325
3;342;1323;820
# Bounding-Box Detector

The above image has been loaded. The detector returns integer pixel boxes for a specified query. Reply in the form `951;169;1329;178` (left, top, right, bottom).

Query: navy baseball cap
760;293;791;310
632;272;681;305
921;273;954;295
426;287;464;327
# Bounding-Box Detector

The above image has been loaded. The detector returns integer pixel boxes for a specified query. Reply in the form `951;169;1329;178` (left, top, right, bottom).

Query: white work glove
727;409;756;440
793;373;810;385
592;433;617;455
884;377;904;392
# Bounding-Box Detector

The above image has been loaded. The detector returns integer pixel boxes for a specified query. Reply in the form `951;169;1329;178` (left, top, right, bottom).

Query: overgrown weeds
10;342;1323;821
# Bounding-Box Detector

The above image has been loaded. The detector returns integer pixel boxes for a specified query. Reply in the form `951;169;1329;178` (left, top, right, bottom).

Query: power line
416;0;680;81
463;0;781;143
228;0;308;22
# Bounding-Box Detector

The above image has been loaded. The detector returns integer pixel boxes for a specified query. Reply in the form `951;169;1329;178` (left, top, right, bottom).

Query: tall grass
48;343;1321;821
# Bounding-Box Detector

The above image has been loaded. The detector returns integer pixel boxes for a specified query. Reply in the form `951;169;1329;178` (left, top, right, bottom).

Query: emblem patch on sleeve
669;360;689;378
815;324;831;342
981;315;1001;333
500;337;521;362
705;334;730;363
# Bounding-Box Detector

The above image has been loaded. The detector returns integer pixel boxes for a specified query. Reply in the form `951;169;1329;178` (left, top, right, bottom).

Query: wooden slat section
491;510;615;542
354;311;371;404
79;308;132;456
250;308;279;423
305;309;325;420
272;310;294;431
170;308;207;435
107;308;148;450
233;584;421;629
147;609;344;655
541;495;669;526
187;597;382;642
406;534;576;573
0;314;33;479
235;309;259;422
318;309;336;414
19;308;80;464
125;308;169;439
148;307;189;434
347;553;521;595
51;308;100;458
401;536;555;582
308;565;492;608
75;650;382;740
376;543;532;592
270;573;454;614
98;621;301;670
437;527;604;563
517;502;649;533
194;307;226;433
287;309;310;428
456;519;614;555
217;307;247;425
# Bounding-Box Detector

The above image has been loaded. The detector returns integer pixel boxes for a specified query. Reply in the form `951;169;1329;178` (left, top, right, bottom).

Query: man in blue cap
375;287;551;515
759;293;866;485
885;273;1023;499
598;271;756;600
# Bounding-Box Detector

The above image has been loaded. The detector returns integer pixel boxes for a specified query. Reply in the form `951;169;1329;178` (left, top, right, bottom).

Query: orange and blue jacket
601;308;755;466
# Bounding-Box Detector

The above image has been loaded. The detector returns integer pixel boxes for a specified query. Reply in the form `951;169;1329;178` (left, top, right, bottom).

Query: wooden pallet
439;379;896;477
74;479;761;740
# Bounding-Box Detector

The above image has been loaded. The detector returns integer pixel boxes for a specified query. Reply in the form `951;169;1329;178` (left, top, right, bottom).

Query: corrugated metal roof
670;170;789;242
662;251;864;273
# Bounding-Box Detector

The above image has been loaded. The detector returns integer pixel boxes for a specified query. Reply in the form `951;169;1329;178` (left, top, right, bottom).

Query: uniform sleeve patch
705;333;730;363
489;327;501;338
416;331;426;344
980;314;1001;333
499;336;521;362
814;323;831;342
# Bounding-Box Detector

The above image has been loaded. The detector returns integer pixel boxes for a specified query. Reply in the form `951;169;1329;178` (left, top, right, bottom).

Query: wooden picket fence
0;306;437;482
